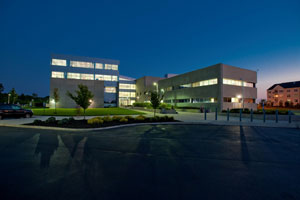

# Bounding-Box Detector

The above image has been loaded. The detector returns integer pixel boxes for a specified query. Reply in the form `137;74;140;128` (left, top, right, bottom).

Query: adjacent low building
156;63;257;111
267;81;300;107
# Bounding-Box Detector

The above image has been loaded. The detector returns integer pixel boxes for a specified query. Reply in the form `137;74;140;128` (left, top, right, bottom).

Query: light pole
153;82;158;94
240;78;244;110
8;94;11;104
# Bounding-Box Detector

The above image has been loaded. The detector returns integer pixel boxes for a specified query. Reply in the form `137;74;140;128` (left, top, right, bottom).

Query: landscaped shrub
33;119;43;125
103;116;112;122
87;117;104;125
135;115;146;121
125;115;134;121
68;117;75;122
112;116;122;121
119;117;128;123
159;103;172;109
45;117;56;124
133;102;152;108
58;118;70;125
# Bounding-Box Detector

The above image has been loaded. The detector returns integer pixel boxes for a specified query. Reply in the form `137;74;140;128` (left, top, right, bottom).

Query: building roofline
267;81;300;90
51;53;120;64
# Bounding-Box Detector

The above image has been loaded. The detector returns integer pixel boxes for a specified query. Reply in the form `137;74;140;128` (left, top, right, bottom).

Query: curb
0;121;299;132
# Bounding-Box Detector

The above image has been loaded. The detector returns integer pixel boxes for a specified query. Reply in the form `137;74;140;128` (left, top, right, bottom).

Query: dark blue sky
0;0;299;99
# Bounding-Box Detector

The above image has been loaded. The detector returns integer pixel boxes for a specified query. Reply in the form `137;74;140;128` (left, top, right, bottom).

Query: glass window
81;74;94;80
67;73;80;79
223;78;253;87
105;64;112;70
119;83;136;90
104;75;112;81
112;64;118;70
70;61;94;68
95;63;103;69
104;64;118;70
130;92;136;97
105;87;116;93
51;59;67;66
51;71;64;78
119;92;130;97
95;74;104;80
112;76;118;81
192;78;218;87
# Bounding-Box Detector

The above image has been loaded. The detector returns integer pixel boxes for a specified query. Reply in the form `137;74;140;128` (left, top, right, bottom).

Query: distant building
267;81;300;107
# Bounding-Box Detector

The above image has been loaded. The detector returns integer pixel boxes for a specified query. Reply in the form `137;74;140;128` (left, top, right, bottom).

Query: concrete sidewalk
0;110;299;129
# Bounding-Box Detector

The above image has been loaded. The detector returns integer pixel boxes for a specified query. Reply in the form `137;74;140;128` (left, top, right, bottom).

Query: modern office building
135;63;257;111
49;55;257;110
118;75;136;106
267;81;300;107
49;54;120;108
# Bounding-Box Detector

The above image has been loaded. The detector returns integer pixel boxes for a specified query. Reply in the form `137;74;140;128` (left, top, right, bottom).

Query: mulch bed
26;119;179;129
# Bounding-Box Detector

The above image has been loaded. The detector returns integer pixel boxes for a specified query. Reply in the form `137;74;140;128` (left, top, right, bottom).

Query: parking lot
0;124;300;200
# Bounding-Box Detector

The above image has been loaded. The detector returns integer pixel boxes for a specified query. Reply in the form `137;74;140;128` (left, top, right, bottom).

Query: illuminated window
119;92;130;97
112;64;118;70
105;87;116;93
67;73;80;79
51;71;64;78
95;63;103;69
81;74;94;80
52;59;67;66
104;75;112;81
112;76;118;81
95;74;104;80
105;64;118;70
223;78;254;87
231;97;239;103
192;78;218;87
119;83;136;90
192;97;217;103
130;92;136;97
70;61;94;68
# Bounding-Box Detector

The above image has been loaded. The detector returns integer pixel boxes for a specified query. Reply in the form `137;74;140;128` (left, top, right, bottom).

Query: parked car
0;104;33;120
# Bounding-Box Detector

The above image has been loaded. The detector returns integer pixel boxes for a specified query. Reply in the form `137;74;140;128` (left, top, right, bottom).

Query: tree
67;84;94;119
53;88;60;114
9;88;18;104
0;83;4;103
0;83;3;94
284;101;289;108
150;91;160;117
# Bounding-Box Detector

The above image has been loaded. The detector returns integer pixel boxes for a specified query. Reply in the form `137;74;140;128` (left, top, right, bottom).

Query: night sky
0;0;299;100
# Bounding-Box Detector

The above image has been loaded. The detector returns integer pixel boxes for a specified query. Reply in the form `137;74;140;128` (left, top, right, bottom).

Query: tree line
0;83;49;106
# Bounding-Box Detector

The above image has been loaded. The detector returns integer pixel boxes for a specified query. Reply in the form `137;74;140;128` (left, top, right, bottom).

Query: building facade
135;76;165;103
267;81;300;107
156;64;257;111
49;54;257;110
118;75;136;106
49;54;119;108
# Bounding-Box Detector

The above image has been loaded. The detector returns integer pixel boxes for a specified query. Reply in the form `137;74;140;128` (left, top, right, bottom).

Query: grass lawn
30;107;144;116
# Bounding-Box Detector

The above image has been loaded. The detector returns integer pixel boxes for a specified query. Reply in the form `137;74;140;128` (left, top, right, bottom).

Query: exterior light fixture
89;99;93;103
237;95;242;99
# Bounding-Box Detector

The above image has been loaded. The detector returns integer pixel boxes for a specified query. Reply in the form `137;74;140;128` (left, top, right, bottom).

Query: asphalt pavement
0;124;300;200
